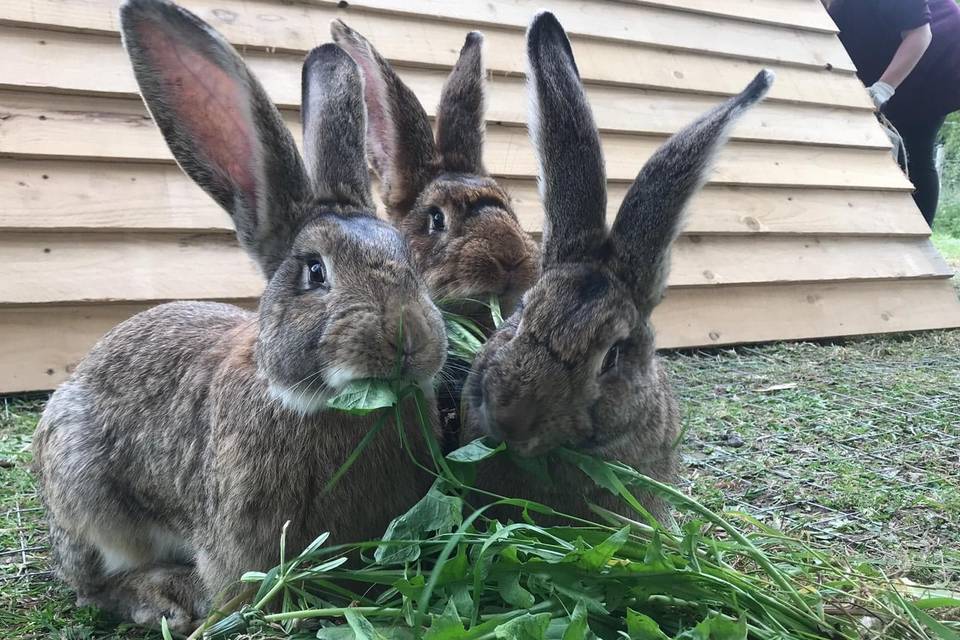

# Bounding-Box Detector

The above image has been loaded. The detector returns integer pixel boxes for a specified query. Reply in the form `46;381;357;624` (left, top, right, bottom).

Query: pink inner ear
137;20;258;202
350;45;394;175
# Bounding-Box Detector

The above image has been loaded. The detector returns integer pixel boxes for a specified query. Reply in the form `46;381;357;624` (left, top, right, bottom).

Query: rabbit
31;0;447;632
330;21;541;449
330;20;540;324
461;12;774;524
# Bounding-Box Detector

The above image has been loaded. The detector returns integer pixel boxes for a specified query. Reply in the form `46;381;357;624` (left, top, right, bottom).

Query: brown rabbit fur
32;0;446;633
462;13;774;524
331;21;539;320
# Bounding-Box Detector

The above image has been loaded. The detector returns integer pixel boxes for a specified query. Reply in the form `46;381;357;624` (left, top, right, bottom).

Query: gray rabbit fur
32;0;446;632
462;12;774;524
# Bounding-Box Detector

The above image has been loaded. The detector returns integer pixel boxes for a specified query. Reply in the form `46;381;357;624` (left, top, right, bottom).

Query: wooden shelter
1;0;959;393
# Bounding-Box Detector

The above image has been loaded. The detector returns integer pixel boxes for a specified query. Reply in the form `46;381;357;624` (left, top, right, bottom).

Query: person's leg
888;112;947;226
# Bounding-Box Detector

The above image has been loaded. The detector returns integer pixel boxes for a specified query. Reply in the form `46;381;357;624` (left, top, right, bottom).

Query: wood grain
0;1;873;109
0;25;889;148
1;231;949;305
0;91;912;190
654;278;960;348
310;0;854;70
0;160;930;236
621;0;838;32
4;278;958;392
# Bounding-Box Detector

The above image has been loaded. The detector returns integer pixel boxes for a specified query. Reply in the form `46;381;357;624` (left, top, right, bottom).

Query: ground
2;327;959;638
672;332;960;588
5;169;960;638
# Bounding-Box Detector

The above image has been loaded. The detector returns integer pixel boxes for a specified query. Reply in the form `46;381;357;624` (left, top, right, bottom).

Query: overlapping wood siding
1;0;958;393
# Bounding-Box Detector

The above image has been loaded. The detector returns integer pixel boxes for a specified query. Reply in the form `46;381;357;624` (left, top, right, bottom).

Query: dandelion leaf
495;612;552;640
376;483;463;564
327;379;398;415
624;610;669;640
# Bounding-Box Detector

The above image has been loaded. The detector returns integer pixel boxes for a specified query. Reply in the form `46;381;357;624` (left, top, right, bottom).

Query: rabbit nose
493;255;527;274
385;305;432;373
385;309;416;354
488;394;538;445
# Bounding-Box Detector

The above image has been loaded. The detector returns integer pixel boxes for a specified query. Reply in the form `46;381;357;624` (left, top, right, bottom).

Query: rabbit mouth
268;379;335;416
267;365;361;416
473;407;551;458
502;436;552;458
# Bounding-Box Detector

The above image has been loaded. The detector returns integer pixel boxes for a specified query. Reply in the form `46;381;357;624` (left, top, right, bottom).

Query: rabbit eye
303;259;327;290
600;341;624;376
428;207;446;233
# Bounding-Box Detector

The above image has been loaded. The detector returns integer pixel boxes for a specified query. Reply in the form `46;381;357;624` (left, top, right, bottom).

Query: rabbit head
122;0;446;412
331;21;539;317
464;13;773;457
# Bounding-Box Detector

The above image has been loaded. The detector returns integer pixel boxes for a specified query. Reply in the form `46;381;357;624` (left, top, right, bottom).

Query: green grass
0;397;160;639
933;231;960;264
3;332;959;638
932;205;960;293
667;332;960;588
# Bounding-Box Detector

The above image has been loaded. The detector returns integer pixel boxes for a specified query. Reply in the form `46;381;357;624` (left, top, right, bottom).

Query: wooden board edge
653;278;960;349
621;0;839;34
4;279;959;393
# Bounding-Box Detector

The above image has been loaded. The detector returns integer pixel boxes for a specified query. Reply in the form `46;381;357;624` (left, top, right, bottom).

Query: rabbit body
35;303;433;603
462;274;679;524
463;13;773;524
33;0;447;632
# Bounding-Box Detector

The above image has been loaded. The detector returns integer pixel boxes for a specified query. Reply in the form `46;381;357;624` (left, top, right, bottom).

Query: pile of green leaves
173;302;959;640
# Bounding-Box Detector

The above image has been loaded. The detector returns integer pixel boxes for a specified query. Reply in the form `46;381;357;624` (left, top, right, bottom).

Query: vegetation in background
933;113;960;270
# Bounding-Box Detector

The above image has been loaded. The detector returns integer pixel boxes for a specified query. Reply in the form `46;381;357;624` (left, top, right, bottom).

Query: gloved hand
868;81;895;109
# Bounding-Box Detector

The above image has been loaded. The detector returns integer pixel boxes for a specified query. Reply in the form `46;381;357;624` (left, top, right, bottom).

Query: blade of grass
323;410;392;494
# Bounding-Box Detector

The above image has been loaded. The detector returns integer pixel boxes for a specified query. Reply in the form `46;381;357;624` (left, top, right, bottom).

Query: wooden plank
0;91;912;190
663;236;953;288
622;0;838;33
1;232;950;305
5;278;959;393
0;299;258;393
653;278;960;348
0;25;890;149
0;160;932;236
311;0;855;70
0;160;232;232
0;25;305;106
1;232;266;304
508;182;933;237
0;1;873;110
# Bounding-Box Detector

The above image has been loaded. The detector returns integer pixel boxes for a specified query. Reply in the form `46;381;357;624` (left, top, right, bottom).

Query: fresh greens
326;379;399;415
443;312;485;362
489;295;504;330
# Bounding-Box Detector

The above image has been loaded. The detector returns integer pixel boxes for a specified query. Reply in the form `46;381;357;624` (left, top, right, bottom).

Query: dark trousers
886;110;948;227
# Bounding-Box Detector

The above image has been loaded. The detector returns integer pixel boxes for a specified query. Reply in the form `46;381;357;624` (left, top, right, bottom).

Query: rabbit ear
526;12;607;268
120;0;309;278
330;19;438;216
435;32;486;174
301;44;374;210
609;70;774;309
